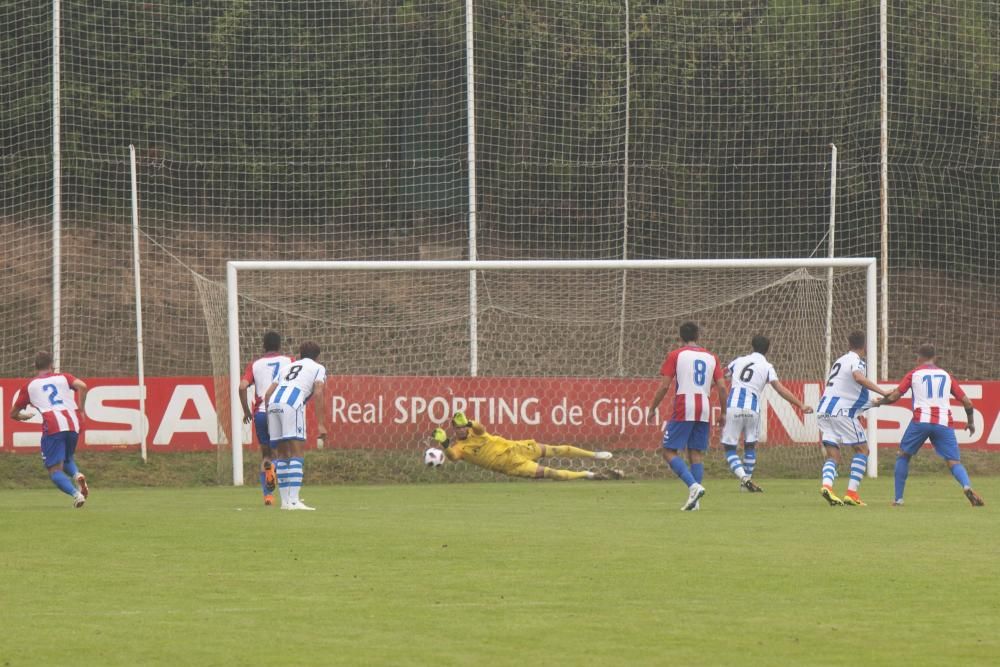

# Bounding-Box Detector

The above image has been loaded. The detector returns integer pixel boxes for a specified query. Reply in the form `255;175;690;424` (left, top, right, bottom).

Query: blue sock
668;456;696;487
724;446;747;479
894;455;910;501
50;470;77;496
950;463;971;488
259;471;268;496
743;445;757;477
847;453;868;492
288;457;305;501
690;462;704;484
274;458;286;500
821;459;838;487
63;458;79;478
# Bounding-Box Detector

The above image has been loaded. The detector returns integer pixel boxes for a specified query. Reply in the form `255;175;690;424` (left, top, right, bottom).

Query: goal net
202;259;877;485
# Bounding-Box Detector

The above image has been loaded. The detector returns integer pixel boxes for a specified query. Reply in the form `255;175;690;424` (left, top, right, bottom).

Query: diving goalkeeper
430;412;625;481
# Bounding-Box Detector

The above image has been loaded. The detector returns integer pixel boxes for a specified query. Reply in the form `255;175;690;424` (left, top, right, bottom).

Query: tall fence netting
2;1;998;476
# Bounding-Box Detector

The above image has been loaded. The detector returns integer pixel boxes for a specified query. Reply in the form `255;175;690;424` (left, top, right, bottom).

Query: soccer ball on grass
423;447;445;467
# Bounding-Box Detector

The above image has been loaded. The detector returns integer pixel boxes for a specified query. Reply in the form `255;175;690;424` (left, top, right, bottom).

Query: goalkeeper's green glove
432;427;450;447
452;411;470;427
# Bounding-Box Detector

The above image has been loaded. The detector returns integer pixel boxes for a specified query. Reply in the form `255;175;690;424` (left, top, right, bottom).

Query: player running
9;351;90;508
646;321;727;511
817;331;887;507
874;344;984;507
239;331;294;506
723;335;813;492
264;341;327;511
430;411;624;481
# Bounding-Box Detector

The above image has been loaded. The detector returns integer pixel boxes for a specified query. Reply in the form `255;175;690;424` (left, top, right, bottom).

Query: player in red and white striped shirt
9;351;90;508
876;344;984;507
646;322;727;511
239;331;294;506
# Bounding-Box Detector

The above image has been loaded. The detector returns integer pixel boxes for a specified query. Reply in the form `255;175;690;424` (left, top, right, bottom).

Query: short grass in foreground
1;478;997;666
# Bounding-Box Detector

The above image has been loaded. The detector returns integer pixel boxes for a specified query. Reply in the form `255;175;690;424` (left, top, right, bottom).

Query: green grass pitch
2;478;998;666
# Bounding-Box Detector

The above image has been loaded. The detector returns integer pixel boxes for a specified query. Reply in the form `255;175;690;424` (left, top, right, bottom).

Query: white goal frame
226;258;879;486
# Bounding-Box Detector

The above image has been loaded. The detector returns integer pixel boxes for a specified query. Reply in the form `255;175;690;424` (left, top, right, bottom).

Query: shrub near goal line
206;259;878;486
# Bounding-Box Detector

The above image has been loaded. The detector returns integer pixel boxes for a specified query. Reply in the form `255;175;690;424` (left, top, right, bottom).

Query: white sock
288;458;304;504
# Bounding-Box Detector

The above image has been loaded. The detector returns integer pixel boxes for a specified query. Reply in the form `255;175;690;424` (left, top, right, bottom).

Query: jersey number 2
42;383;64;406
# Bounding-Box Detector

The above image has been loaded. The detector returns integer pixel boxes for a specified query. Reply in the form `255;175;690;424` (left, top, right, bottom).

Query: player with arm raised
646;321;727;511
817;331;887;507
9;351;90;508
874;344;984;507
239;331;293;506
264;341;327;511
723;335;813;493
429;412;624;481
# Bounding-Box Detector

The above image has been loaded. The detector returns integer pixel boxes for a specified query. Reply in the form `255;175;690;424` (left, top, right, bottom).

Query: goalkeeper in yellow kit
431;412;625;481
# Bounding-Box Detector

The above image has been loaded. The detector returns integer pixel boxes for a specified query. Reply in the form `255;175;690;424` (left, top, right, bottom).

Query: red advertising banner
3;376;1000;452
1;377;220;452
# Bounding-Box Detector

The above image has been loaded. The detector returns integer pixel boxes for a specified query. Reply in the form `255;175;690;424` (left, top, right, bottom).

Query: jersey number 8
693;359;707;386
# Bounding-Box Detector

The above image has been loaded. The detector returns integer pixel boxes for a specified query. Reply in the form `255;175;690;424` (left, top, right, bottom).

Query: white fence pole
879;0;889;382
129;145;148;463
465;0;479;376
616;0;632;377
825;143;838;374
51;0;62;367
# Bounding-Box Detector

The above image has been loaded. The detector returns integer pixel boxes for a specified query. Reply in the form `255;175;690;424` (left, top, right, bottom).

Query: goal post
223;258;878;486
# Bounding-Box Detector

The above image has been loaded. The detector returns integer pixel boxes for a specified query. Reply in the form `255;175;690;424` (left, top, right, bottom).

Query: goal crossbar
226;258;878;485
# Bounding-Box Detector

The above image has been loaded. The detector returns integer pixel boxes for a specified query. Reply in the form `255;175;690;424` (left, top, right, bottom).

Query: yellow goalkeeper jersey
445;428;530;474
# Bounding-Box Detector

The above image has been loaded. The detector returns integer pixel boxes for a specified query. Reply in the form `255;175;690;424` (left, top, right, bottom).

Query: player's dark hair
917;343;936;360
34;351;53;371
262;331;281;352
679;321;699;343
751;335;770;355
299;341;321;360
847;331;866;350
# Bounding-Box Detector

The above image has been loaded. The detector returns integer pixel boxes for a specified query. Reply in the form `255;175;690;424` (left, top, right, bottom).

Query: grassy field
4;448;1000;488
1;477;997;666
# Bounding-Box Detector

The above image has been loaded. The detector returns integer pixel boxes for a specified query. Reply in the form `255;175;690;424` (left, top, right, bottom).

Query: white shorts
817;412;867;447
267;402;306;442
721;408;761;446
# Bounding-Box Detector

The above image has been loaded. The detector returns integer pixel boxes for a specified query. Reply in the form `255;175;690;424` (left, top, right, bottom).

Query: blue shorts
899;422;961;461
40;431;79;468
253;412;274;451
662;420;710;452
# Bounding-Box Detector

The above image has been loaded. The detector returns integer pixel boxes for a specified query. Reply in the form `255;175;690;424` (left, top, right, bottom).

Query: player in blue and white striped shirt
723;335;812;492
265;341;328;511
817;331;887;507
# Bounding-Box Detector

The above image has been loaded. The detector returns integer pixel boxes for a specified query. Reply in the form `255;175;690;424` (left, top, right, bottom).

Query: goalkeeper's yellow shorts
506;440;544;461
492;441;545;478
502;457;543;479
